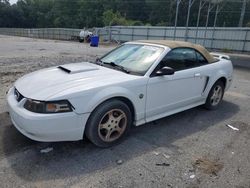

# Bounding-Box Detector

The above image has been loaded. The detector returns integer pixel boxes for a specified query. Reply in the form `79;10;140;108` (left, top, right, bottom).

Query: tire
204;80;225;110
85;100;132;147
79;39;84;43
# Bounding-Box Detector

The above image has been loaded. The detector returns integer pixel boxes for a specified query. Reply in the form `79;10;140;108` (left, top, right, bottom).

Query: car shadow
0;100;239;182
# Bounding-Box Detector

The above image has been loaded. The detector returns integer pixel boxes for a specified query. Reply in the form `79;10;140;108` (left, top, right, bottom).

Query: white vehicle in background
79;29;93;43
7;40;233;147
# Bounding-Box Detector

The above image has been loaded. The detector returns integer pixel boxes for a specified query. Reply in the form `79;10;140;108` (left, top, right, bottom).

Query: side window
160;48;198;71
160;48;184;71
196;51;208;65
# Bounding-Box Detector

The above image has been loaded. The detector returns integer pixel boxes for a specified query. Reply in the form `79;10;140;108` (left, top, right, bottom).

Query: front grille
14;88;24;102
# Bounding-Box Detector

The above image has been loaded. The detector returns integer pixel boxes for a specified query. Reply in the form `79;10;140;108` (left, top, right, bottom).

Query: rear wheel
204;80;225;110
85;100;132;147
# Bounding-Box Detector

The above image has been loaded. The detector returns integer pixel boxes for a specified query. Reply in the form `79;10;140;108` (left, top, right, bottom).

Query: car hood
15;62;138;100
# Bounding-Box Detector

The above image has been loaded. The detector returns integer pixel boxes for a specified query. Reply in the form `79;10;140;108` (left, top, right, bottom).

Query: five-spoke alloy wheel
85;100;132;147
210;85;223;106
98;109;127;142
205;80;225;110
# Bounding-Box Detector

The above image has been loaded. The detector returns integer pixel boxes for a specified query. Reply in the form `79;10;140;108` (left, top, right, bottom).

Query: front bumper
7;87;90;142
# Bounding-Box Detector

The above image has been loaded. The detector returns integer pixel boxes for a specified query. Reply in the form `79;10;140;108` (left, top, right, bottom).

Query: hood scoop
58;62;98;74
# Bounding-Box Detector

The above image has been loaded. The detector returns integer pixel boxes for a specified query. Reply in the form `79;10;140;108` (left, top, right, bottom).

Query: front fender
68;86;146;123
86;86;138;113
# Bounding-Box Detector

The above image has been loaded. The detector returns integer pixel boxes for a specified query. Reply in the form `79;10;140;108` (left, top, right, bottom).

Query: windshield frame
99;42;166;76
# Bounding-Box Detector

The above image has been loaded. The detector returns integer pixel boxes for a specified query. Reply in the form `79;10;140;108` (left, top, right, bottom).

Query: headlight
24;99;73;113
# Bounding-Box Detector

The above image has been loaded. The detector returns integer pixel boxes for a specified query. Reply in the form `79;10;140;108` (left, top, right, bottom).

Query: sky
9;0;18;5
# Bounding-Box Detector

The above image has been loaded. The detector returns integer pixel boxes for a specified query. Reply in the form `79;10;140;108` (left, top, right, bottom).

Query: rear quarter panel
202;59;233;97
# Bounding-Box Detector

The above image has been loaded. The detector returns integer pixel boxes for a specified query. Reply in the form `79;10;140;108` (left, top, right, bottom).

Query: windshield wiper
95;58;130;74
102;62;130;74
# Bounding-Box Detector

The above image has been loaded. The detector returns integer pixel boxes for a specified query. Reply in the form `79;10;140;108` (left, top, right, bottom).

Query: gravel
0;35;249;188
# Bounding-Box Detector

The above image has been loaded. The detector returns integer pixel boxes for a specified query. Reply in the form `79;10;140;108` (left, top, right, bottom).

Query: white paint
226;124;239;131
163;154;170;159
40;147;53;153
7;42;233;142
190;174;196;179
9;0;17;5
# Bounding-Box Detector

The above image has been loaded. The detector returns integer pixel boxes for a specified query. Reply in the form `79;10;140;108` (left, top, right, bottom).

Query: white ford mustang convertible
7;40;233;147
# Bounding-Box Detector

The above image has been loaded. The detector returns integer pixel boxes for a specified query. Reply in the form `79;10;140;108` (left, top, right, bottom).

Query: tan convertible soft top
137;40;216;63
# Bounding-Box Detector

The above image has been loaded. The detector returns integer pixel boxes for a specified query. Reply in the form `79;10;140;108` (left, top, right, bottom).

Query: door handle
194;73;201;77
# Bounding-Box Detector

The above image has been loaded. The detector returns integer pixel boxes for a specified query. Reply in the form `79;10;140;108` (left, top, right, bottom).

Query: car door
146;48;208;122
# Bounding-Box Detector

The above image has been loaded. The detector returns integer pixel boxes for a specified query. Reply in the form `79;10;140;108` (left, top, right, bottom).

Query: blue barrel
90;36;99;47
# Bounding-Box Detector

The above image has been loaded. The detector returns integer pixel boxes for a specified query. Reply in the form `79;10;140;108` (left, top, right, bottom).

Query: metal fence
0;28;81;40
99;26;250;52
1;26;250;52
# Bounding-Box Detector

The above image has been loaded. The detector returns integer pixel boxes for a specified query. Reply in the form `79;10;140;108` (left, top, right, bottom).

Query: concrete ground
0;35;249;188
227;53;250;69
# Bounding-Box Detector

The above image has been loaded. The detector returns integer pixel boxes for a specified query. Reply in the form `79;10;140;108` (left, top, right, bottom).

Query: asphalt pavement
0;35;249;188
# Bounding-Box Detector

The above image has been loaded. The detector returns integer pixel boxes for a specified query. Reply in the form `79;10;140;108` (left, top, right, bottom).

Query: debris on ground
155;163;170;167
153;151;160;156
193;157;223;176
116;159;123;165
188;168;195;173
167;183;173;187
40;147;53;153
153;151;171;159
163;153;170;159
226;124;239;131
189;174;196;179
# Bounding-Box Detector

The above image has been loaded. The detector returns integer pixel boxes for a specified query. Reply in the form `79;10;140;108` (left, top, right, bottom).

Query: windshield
100;44;164;75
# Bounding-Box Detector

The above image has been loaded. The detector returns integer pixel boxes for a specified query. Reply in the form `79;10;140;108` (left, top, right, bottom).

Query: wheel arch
216;76;227;87
84;96;136;139
206;74;228;96
204;76;226;110
85;87;138;121
84;96;135;146
92;96;135;122
204;75;227;99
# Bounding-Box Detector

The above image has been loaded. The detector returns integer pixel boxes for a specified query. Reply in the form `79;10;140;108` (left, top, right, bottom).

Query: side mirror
155;66;175;76
96;57;102;64
96;57;100;62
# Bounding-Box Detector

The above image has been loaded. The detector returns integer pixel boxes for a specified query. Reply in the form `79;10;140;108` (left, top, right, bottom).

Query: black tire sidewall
85;100;132;147
205;80;225;110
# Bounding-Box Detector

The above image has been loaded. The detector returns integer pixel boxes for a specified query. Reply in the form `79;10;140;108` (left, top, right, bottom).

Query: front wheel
85;100;132;147
204;80;225;110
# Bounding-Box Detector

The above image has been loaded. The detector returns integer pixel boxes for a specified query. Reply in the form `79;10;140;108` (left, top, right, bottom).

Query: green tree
0;0;249;28
102;9;129;26
78;0;104;28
